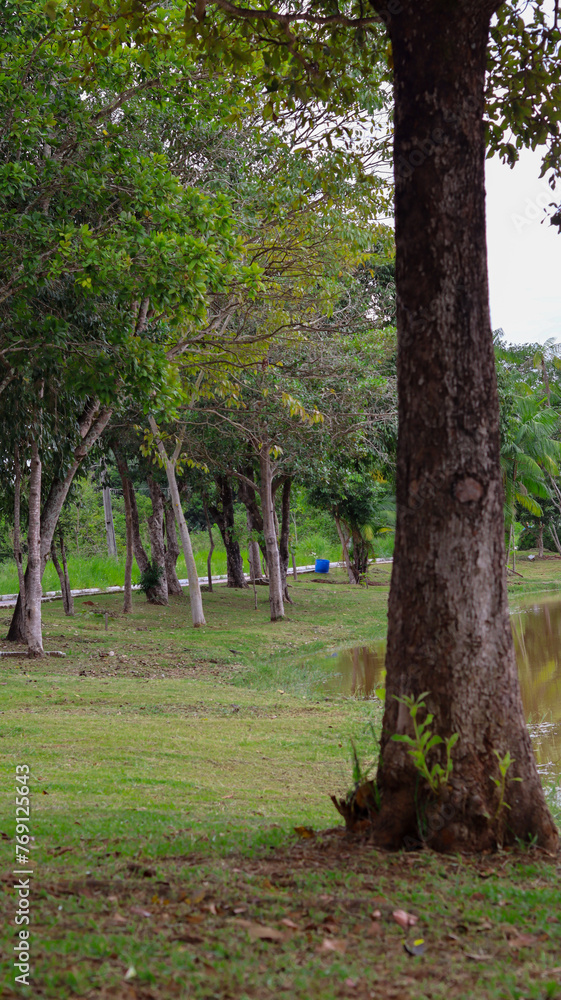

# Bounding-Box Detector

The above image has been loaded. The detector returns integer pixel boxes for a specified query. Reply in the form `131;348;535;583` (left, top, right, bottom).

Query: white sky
486;147;561;345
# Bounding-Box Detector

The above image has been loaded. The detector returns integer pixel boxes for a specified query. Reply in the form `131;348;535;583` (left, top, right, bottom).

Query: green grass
0;563;560;999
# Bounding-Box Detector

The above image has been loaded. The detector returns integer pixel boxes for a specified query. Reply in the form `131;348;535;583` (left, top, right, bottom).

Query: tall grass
0;530;393;595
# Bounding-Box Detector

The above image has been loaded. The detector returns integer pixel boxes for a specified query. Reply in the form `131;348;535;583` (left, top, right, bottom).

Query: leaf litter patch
7;829;561;1000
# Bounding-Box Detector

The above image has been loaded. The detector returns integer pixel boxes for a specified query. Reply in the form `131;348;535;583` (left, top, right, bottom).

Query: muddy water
320;600;561;784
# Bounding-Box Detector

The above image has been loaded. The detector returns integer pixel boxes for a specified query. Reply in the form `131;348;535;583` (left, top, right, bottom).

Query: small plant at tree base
392;692;459;795
492;749;522;819
138;562;164;595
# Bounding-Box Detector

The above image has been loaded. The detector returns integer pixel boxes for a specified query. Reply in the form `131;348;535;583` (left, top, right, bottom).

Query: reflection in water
321;601;561;784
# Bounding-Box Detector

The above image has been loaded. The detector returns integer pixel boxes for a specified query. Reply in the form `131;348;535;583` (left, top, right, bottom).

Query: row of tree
0;0;396;653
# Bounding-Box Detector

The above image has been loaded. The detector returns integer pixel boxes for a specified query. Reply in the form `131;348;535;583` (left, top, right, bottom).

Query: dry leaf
344;978;358;989
281;918;299;929
111;913;127;924
248;923;286;942
392;909;418;930
371;909;382;920
507;930;548;947
367;922;382;937
130;906;152;918
293;826;315;839
185;914;205;924
206;902;217;915
124;965;136;980
465;951;492;961
319;937;347;954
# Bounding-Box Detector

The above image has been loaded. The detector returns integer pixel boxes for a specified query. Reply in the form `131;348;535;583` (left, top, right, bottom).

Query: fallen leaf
344;978;358;989
371;909;382;920
233;906;247;914
367;922;383;937
174;932;203;944
124;965;136;980
478;869;497;879
507;929;548;947
392;909;418;930
130;906;152;918
465;951;492;961
206;902;218;915
281;918;299;929
471;891;485;901
185;914;205;924
318;937;347;954
111;913;127;924
248;923;286;942
293;826;315;839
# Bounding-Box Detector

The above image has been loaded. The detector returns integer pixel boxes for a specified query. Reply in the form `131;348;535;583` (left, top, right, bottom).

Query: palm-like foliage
500;389;561;563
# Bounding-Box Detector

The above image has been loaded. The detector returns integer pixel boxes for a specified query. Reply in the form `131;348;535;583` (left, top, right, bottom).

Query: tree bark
209;475;247;589
368;0;557;851
538;521;544;558
146;476;169;605
258;440;284;621
147;416;206;627
25;440;43;657
164;501;184;595
6;401;112;642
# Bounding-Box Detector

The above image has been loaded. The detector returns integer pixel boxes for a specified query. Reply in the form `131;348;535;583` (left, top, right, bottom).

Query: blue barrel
315;558;330;574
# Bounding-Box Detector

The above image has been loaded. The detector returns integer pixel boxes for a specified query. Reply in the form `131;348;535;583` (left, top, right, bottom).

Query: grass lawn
1;562;560;999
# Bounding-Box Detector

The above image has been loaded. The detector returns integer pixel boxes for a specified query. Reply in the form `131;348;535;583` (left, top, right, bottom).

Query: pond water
319;598;561;785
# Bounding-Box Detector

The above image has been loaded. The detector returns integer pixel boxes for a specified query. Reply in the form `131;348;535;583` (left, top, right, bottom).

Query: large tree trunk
209;475;247;589
164;502;184;595
369;0;557;851
7;401;112;642
147;416;206;627
258;440;284;621
25;440;43;658
146;476;169;605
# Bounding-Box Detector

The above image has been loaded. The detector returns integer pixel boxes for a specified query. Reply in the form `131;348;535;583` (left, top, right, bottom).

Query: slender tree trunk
51;531;73;616
147;416;205;627
238;470;265;573
538;521;544;558
121;473;134;614
164;502;183;595
102;465;118;557
278;477;293;602
203;502;215;592
368;0;557;851
13;443;26;620
113;447;150;570
7;402;112;642
58;529;73;616
258;440;284;621
209;475;247;589
26;440;43;657
146;476;169;605
335;515;356;584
